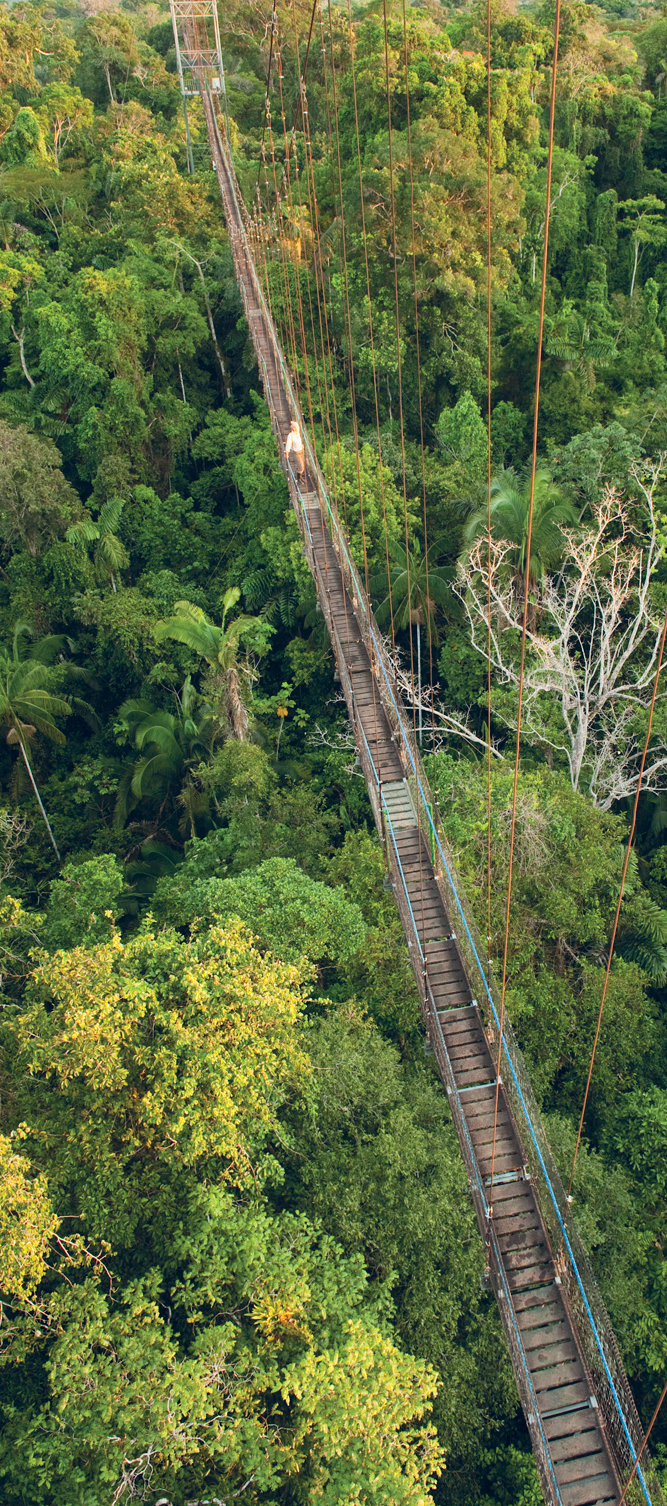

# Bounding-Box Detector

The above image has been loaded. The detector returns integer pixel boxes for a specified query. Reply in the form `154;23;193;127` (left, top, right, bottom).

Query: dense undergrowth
2;0;667;1500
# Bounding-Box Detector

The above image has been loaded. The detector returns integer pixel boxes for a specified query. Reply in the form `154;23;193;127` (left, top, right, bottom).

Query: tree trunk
196;264;231;399
19;740;60;859
417;623;422;744
11;325;34;388
225;666;249;741
104;61;115;103
630;237;640;298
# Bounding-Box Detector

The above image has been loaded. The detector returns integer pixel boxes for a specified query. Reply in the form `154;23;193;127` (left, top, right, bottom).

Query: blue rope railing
354;714;563;1506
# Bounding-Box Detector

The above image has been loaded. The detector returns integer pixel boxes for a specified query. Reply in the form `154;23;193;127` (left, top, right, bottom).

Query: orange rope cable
316;4;356;549
256;0;277;196
488;0;562;1205
253;160;279;342
276;31;306;366
323;3;385;776
296;26;338;483
308;4;360;684
290;0;330;458
345;0;395;649
256;101;290;366
264;55;301;382
398;0;429;969
271;41;302;384
283;8;337;615
301;97;338;470
325;1;374;606
299;25;351;572
618;1377;667;1506
298;30;358;671
382;0;417;743
401;0;431;753
275;28;319;476
567;602;667;1202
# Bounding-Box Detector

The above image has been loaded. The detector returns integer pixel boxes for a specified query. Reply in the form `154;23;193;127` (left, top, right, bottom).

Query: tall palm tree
463;467;577;613
114;677;217;836
369;539;454;741
546;302;615;391
66;496;128;592
0;623;74;858
154;589;264;742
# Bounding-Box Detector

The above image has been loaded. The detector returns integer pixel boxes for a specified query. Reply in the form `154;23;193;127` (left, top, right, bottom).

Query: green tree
278;1004;517;1471
619;196;667;298
463;465;577;604
154;854;366;966
434;390;488;477
37;84;93;166
546;300;616;391
0;422;81;557
40;854;124;952
77;13;140;104
114;676;217;836
66;496;128;592
12;918;311;1238
0;623;75;859
0;107;47;168
154;589;268;741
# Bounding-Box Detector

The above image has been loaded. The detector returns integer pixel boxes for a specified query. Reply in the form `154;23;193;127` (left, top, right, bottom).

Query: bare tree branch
455;469;667;808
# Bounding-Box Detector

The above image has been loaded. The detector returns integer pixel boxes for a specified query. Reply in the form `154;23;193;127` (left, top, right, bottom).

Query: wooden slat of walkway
210;129;623;1506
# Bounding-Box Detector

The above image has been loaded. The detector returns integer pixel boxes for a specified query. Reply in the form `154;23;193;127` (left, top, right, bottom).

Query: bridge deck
205;96;623;1506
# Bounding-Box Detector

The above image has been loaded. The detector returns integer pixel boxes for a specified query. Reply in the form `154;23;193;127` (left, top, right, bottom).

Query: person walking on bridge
285;419;305;481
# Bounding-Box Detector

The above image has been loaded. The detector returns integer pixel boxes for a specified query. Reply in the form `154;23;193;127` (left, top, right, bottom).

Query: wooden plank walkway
206;104;624;1506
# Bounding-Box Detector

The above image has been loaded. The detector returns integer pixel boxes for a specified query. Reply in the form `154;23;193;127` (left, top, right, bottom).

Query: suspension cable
345;0;395;648
566;603;667;1201
256;0;277;197
310;6;353;558
488;0;562;1206
271;36;301;384
326;2;373;598
290;0;330;460
382;0;418;746
275;21;319;468
618;1378;667;1506
318;6;357;555
399;0;430;959
324;2;384;775
298;14;355;648
401;0;431;745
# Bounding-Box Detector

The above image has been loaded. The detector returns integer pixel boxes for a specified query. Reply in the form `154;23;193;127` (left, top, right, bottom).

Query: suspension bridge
168;6;663;1503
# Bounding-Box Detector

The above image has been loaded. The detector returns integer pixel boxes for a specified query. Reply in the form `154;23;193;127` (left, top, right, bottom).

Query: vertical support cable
489;0;562;1204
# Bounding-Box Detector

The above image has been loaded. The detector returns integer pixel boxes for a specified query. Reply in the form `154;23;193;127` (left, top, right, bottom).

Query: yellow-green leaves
283;1319;444;1503
16;919;311;1239
0;1133;57;1298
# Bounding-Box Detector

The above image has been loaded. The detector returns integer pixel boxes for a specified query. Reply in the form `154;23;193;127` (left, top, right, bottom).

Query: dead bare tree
455;465;667;809
381;636;503;758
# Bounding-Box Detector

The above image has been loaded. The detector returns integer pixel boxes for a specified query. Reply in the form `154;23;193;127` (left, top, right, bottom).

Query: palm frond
134;721;181;758
154;616;222;661
99;497;125;534
66;695;100;732
67;519;100;546
28;633;77;665
97;533;129;570
131;753;177;799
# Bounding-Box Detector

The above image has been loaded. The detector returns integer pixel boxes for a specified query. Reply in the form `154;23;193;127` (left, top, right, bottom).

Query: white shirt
285;428;304;455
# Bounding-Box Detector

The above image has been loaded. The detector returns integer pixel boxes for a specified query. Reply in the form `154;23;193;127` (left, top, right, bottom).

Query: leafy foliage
0;0;667;1496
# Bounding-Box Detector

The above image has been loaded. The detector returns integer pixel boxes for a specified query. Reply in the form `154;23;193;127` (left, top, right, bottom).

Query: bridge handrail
211;109;661;1506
